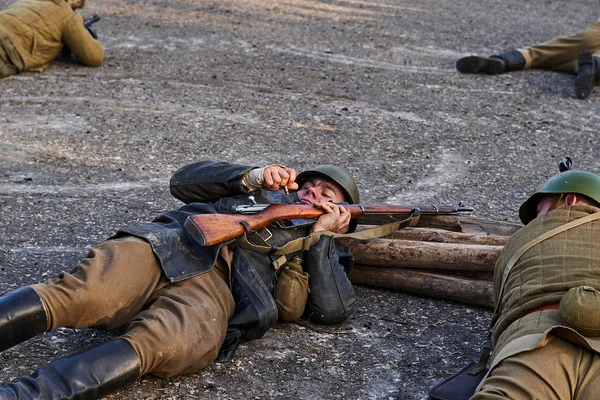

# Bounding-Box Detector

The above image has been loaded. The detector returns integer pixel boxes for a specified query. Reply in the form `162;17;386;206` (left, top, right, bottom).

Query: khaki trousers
32;236;236;378
472;335;600;400
0;42;18;78
0;30;22;78
518;20;600;72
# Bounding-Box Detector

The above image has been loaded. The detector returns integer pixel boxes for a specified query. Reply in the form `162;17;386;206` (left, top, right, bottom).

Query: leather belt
525;303;560;316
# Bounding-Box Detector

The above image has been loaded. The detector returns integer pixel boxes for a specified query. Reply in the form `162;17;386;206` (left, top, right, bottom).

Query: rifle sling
236;212;421;270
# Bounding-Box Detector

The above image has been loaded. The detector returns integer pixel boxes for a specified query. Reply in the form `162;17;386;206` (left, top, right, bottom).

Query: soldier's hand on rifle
262;165;298;192
310;202;351;234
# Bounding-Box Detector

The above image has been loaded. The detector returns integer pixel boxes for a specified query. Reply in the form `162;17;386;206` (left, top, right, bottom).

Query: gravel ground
1;0;600;399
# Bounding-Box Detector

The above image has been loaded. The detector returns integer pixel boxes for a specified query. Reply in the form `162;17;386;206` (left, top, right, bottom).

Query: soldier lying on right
472;168;600;399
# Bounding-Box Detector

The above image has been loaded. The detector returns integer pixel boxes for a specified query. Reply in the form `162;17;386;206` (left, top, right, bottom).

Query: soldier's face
535;194;564;217
297;178;346;204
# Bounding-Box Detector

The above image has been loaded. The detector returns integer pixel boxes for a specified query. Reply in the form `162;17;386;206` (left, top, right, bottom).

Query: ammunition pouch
560;286;600;337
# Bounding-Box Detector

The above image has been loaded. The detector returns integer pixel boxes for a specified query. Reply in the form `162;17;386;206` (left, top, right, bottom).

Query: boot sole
456;56;504;75
575;51;595;100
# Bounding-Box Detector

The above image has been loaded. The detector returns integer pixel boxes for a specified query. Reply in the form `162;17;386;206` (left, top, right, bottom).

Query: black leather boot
0;287;48;352
0;339;141;400
574;51;600;99
457;49;526;75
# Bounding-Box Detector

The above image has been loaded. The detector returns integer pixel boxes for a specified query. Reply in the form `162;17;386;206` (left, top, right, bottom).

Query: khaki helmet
296;165;360;204
519;170;600;224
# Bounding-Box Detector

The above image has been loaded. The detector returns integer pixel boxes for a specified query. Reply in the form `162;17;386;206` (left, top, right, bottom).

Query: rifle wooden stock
184;203;472;247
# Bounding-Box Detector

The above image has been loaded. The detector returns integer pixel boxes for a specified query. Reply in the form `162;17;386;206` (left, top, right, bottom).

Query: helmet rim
296;165;360;233
519;170;600;224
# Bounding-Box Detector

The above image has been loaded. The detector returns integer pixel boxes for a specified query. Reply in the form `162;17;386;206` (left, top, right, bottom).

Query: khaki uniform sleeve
62;13;104;67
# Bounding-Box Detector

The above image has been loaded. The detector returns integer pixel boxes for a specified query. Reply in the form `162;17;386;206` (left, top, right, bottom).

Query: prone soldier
472;168;600;399
0;160;358;399
0;0;103;79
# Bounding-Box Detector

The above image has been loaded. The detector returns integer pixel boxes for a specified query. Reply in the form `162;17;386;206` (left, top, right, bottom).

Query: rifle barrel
348;204;472;216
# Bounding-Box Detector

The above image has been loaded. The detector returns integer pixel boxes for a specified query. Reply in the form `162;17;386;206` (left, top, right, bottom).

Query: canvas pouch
274;257;309;322
560;286;600;337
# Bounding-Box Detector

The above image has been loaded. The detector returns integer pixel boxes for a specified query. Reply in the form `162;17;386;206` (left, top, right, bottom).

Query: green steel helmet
519;170;600;225
296;165;360;204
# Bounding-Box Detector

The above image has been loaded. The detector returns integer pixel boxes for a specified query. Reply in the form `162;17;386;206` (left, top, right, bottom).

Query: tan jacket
0;0;103;72
491;205;600;359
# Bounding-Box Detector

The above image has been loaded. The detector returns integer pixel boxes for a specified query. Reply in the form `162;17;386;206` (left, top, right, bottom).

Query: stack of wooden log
339;215;522;309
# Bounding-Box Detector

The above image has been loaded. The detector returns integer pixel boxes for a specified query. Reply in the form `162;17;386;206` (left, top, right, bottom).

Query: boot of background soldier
574;51;600;99
0;339;141;400
456;49;526;75
0;286;47;353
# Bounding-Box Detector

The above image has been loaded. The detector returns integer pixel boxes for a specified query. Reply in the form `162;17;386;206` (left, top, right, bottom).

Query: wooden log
337;238;502;271
459;216;522;237
357;214;522;237
355;226;510;246
358;214;464;232
442;269;494;282
350;265;493;309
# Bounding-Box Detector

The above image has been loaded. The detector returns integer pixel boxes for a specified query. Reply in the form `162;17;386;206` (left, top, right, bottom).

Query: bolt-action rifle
184;203;473;247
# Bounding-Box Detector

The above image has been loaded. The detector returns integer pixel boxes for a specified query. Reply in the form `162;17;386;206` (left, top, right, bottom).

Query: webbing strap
236;212;421;259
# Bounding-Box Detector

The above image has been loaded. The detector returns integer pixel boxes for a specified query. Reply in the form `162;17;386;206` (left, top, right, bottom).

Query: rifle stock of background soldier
185;202;474;247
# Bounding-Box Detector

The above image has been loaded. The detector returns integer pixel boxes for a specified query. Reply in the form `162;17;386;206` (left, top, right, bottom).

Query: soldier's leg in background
121;259;235;378
456;50;525;75
521;21;600;72
471;336;580;400
574;50;600;99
